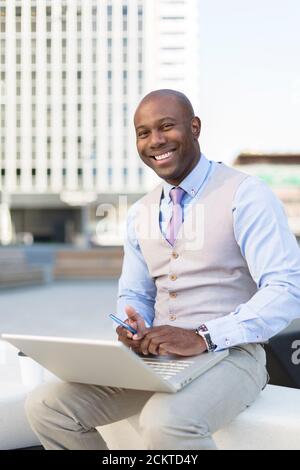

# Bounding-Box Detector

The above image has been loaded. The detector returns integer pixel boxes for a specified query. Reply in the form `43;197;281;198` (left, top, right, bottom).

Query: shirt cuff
203;315;246;351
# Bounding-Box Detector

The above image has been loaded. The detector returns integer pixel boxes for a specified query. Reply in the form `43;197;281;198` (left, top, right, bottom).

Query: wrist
195;324;217;352
195;332;208;352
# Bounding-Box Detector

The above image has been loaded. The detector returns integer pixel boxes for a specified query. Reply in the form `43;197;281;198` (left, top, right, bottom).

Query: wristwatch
195;324;217;352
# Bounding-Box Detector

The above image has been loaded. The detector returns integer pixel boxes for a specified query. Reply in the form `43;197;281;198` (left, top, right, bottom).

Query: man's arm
117;202;156;327
203;176;300;351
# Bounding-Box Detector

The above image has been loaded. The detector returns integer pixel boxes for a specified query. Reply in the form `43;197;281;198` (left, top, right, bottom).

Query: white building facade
0;0;200;242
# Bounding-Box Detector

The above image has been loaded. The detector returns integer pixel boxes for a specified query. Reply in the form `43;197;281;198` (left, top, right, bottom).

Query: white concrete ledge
98;385;300;450
0;381;40;450
1;368;299;450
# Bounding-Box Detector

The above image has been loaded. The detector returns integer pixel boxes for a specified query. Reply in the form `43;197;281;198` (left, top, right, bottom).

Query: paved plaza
0;280;119;382
0;280;118;340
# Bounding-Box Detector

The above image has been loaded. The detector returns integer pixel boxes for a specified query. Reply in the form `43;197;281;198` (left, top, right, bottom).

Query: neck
165;152;201;186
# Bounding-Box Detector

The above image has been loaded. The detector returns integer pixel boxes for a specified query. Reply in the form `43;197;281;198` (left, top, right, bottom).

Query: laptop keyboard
142;357;194;380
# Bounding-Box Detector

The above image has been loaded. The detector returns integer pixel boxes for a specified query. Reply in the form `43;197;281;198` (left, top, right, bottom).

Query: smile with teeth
153;151;174;161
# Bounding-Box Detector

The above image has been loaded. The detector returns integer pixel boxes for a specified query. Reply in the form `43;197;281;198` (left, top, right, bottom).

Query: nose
149;129;167;149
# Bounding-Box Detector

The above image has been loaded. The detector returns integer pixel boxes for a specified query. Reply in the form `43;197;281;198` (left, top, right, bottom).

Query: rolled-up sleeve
205;176;300;351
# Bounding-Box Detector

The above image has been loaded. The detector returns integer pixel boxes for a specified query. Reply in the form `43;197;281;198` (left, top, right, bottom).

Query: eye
137;130;149;138
162;123;174;130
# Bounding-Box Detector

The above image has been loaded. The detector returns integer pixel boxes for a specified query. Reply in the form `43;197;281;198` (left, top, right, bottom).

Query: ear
191;117;201;140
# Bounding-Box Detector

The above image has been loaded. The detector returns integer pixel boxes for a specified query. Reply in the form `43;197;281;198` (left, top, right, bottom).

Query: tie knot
169;187;185;205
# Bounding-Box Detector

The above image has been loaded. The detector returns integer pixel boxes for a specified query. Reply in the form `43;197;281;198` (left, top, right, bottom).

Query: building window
108;167;113;185
123;103;128;127
138;4;143;32
16;6;21;33
138;167;144;185
108;103;112;127
123;70;127;95
107;70;112;95
92;6;97;32
107;4;112;32
138;37;143;64
31;19;36;33
138;70;143;94
77;7;81;32
46;6;51;32
107;38;112;63
122;4;127;31
0;7;6;33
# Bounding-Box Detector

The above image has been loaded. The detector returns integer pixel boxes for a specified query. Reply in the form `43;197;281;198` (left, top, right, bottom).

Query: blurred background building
233;153;300;240
0;0;200;245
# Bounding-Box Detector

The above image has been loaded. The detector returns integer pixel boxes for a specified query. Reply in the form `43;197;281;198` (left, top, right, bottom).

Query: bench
1;341;299;450
53;248;123;280
0;250;45;289
98;385;300;450
1;383;299;450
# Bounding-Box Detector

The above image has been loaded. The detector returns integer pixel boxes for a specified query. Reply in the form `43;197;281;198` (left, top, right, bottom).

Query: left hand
140;325;207;357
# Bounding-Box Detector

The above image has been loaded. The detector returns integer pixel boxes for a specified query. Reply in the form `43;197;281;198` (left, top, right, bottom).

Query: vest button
171;252;179;259
169;274;177;281
169;292;177;299
169;314;177;321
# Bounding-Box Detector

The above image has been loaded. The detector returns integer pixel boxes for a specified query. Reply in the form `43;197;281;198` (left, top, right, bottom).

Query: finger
141;334;170;356
146;334;171;355
117;325;133;340
125;305;139;320
148;339;161;356
158;343;183;356
158;345;169;356
125;305;147;338
142;326;170;340
118;335;134;348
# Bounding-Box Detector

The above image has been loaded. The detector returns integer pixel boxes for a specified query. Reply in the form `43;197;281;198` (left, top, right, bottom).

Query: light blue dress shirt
117;154;300;350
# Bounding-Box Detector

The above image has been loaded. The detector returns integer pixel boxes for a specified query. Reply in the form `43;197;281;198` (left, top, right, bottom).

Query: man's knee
139;394;211;449
25;382;72;426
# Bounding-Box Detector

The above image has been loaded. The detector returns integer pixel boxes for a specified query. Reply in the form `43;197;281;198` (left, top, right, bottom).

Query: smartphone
109;313;138;335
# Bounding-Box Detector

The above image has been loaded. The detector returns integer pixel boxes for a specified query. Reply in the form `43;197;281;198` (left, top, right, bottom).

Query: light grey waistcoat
135;163;257;329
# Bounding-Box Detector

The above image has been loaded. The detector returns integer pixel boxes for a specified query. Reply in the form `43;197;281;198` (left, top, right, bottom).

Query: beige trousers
25;344;268;450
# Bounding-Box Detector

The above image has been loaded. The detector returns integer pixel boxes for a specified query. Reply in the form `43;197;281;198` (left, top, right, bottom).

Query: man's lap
26;343;267;434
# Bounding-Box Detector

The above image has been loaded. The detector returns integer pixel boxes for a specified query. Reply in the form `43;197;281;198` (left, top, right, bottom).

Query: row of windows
0;168;141;178
2;37;133;48
1;100;130;127
1;43;142;66
0;167;145;188
1;78;142;103
0;3;143;34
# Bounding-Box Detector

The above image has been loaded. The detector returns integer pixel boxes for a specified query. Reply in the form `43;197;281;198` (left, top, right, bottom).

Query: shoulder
236;175;283;206
234;175;287;224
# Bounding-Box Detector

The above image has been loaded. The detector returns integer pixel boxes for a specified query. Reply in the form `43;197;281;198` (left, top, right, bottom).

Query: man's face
134;95;201;185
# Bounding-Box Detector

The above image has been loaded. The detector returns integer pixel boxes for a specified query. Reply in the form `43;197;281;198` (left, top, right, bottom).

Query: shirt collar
162;153;211;202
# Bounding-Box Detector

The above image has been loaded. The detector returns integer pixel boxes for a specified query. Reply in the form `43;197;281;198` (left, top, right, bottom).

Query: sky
196;0;300;163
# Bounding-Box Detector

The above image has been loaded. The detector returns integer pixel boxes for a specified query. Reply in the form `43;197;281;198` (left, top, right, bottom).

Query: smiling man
25;90;300;450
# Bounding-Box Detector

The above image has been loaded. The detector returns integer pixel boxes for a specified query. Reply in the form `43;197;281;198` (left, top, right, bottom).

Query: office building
0;0;200;243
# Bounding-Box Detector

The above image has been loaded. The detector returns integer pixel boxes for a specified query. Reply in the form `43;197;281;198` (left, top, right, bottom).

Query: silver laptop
2;333;228;393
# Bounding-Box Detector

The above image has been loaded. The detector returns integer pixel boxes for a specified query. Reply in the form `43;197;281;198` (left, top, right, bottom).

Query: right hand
116;305;147;353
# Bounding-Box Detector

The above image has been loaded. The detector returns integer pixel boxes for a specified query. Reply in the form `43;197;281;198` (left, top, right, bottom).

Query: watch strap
195;324;217;352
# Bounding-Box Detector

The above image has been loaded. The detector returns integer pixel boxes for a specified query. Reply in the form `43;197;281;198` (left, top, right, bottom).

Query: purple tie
166;187;186;246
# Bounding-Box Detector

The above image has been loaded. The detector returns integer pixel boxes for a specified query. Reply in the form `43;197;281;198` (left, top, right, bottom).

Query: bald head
134;89;195;125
